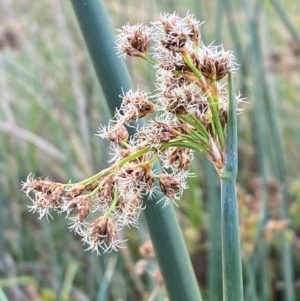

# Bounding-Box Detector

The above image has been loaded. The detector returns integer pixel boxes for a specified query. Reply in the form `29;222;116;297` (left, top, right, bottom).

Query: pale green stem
106;188;119;216
220;73;243;301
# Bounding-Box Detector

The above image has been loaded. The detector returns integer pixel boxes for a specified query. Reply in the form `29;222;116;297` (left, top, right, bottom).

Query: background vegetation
0;0;300;300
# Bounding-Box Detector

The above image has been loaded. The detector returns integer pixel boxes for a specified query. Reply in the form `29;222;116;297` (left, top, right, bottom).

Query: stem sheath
220;73;243;301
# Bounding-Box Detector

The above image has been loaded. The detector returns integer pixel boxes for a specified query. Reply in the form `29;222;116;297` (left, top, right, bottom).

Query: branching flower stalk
22;14;244;297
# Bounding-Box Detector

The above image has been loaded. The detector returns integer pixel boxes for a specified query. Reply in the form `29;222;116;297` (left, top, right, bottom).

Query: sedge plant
22;12;244;301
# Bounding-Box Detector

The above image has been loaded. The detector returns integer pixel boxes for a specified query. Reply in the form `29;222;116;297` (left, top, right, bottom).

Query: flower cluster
22;12;242;255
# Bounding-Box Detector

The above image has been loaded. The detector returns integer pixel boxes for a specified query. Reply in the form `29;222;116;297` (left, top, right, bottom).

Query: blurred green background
0;0;300;300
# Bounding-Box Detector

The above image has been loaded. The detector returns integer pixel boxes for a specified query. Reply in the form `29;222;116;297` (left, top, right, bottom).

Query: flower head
22;175;64;219
82;216;125;255
153;12;201;52
22;13;243;256
118;89;156;123
200;45;237;81
116;23;153;59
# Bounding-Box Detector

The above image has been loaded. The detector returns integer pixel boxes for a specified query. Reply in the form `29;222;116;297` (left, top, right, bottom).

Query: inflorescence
22;12;242;255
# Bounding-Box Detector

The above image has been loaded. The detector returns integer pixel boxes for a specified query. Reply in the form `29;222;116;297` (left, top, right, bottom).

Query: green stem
64;135;206;189
182;49;203;78
207;93;224;148
144;56;157;65
117;146;151;167
62;165;114;187
220;73;243;301
160;139;208;154
106;188;119;216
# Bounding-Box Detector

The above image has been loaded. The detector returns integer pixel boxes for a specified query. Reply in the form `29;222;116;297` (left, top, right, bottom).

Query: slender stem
117;146;151;167
220;73;243;301
160;139;208;154
207;93;225;148
106;188;119;216
144;56;157;65
181;48;203;78
62;164;115;187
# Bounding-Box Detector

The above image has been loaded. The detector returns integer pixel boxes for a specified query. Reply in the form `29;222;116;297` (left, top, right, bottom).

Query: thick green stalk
220;73;243;301
70;1;202;300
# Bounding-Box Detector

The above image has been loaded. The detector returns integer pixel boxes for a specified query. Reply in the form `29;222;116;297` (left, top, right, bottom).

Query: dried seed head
160;13;181;35
106;123;129;144
185;15;201;45
161;32;188;52
118;148;132;158
155;48;186;71
64;184;86;198
159;174;182;199
116;23;152;58
167;147;191;170
219;108;228;128
117;163;145;183
200;46;236;81
201;55;216;81
154;121;180;142
143;163;155;189
67;195;91;222
120;89;155;122
22;176;64;217
159;13;188;52
214;51;235;81
86;216;117;246
36;184;64;210
116;195;142;226
98;177;114;203
23;178;54;194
